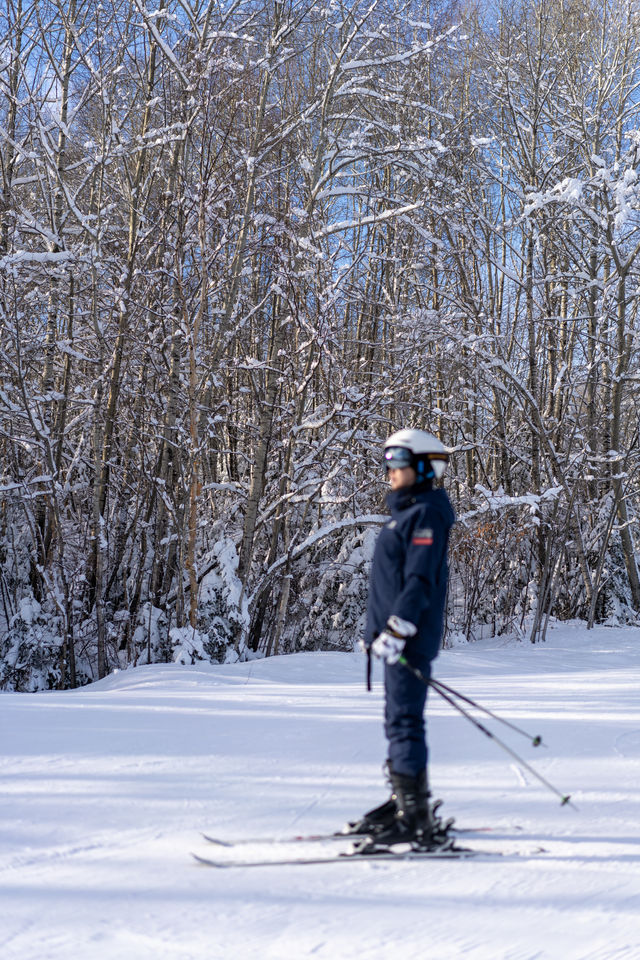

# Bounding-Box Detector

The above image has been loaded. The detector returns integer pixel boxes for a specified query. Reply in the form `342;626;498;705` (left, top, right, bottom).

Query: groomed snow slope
2;623;639;960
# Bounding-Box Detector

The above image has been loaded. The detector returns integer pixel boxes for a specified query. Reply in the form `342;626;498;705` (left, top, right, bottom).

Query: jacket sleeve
390;508;444;627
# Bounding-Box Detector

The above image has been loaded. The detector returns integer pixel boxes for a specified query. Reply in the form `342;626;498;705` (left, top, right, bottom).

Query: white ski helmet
383;429;449;481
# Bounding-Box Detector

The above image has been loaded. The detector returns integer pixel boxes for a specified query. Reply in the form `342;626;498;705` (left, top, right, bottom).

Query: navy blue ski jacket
365;485;455;662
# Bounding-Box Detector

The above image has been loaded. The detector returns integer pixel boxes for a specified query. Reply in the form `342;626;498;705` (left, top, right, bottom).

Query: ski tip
193;853;217;866
192;852;230;868
201;834;233;847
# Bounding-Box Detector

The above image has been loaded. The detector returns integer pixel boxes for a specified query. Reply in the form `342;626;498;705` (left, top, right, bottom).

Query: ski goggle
384;446;414;470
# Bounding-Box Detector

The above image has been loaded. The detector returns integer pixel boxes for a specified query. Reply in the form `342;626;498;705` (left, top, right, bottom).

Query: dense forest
1;0;639;690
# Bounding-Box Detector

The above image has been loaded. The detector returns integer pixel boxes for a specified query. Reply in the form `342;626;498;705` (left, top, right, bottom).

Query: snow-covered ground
2;623;640;960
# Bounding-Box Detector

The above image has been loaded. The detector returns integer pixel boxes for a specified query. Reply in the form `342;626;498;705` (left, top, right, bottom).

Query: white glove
371;631;405;664
371;616;417;665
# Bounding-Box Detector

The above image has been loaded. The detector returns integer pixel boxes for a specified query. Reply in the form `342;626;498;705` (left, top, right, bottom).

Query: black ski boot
342;762;397;836
356;768;454;851
343;796;397;836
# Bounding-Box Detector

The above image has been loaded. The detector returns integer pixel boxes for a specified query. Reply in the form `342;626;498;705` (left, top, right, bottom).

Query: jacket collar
386;483;432;514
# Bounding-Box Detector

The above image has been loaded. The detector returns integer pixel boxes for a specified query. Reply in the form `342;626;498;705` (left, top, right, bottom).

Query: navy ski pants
384;651;432;778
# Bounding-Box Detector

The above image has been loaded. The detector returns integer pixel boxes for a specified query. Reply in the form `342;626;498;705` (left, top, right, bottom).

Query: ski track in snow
1;622;640;960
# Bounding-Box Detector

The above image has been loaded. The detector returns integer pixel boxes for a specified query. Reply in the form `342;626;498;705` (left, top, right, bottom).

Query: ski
201;830;377;847
192;844;489;869
201;824;503;848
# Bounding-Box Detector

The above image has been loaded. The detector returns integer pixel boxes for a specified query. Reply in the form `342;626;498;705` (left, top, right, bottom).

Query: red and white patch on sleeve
412;527;433;545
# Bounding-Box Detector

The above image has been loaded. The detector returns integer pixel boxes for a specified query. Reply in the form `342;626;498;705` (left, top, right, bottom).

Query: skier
352;428;455;849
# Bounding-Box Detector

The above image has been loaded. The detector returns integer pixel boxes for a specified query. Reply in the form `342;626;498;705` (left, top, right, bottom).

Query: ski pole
429;676;545;748
396;655;574;808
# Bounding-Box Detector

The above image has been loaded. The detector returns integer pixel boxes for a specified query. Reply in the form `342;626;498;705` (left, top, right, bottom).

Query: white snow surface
2;622;640;960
